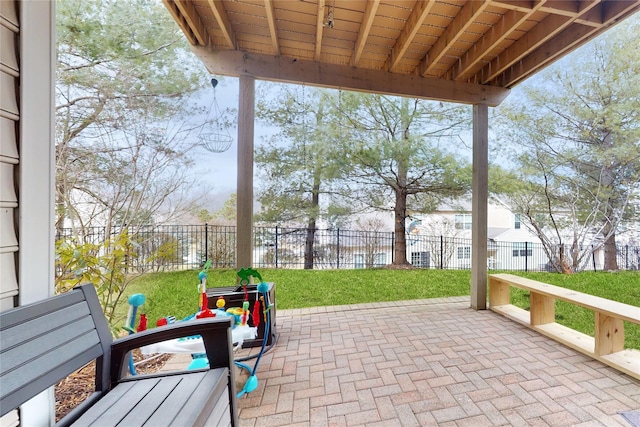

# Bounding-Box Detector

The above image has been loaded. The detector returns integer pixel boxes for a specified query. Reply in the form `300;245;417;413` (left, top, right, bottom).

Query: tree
354;217;390;268
495;16;640;272
56;0;207;238
337;92;471;265
216;193;237;222
255;85;348;269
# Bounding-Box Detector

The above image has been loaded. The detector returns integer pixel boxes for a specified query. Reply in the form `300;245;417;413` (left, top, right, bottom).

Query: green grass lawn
116;268;639;349
116;268;472;325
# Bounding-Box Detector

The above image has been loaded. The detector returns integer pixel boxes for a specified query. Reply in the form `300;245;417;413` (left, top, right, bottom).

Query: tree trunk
303;177;321;269
603;226;619;271
393;188;408;265
304;223;316;269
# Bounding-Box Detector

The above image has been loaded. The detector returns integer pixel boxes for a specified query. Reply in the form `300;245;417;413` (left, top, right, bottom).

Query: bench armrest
110;317;234;384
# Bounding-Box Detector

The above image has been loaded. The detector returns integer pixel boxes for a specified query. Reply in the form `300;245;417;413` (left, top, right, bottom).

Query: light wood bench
0;284;238;426
489;273;640;380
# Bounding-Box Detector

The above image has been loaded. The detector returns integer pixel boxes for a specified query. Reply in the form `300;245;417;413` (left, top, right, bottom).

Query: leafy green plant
55;230;139;325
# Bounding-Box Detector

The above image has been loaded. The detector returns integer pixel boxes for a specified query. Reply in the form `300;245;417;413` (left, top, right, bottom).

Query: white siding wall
1;1;56;425
0;0;19;313
0;3;21;425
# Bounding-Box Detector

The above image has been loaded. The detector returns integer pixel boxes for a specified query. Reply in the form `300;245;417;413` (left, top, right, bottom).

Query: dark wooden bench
0;284;238;426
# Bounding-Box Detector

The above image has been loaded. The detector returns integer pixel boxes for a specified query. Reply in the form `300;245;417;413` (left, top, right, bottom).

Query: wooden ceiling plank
207;0;237;49
351;0;380;66
385;0;436;72
264;0;280;54
162;0;197;45
315;0;326;60
498;0;640;87
192;48;510;106
420;0;491;77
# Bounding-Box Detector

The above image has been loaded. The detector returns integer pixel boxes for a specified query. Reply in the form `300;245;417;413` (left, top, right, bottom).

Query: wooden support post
236;75;255;269
488;276;510;307
595;312;624;356
471;103;488;310
530;292;555;325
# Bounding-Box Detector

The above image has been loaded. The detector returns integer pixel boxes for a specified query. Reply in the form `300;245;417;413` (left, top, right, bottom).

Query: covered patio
158;2;640;424
231;298;639;426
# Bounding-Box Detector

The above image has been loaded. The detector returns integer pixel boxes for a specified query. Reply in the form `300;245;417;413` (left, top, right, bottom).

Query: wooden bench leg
595;312;624;356
489;277;510;307
530;292;555;326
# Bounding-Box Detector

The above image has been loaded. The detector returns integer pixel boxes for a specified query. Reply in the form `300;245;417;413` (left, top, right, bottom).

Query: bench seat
73;369;230;427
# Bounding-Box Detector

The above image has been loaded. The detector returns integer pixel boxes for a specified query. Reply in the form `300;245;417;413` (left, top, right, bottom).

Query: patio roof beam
191;48;510;107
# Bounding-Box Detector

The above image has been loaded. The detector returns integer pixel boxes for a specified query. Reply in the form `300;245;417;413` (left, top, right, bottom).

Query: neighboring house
407;200;545;270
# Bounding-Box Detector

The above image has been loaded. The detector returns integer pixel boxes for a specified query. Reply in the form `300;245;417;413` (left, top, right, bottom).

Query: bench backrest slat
0;284;113;417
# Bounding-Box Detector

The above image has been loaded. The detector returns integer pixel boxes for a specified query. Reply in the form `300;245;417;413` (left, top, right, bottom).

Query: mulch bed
55;349;171;422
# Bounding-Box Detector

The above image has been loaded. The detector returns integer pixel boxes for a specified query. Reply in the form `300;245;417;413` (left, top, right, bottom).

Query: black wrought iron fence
55;225;640;273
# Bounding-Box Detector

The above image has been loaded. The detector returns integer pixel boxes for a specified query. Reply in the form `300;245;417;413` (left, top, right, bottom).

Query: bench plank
491;274;640;324
72;369;228;427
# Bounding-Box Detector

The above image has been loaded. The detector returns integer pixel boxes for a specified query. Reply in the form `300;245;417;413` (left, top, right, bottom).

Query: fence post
592;244;596;271
336;228;340;269
391;231;394;264
525;241;528;272
275;226;279;268
204;223;209;266
625;245;629;270
440;235;444;269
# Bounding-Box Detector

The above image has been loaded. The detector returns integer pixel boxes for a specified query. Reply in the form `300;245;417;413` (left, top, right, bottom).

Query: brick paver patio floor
234;297;640;427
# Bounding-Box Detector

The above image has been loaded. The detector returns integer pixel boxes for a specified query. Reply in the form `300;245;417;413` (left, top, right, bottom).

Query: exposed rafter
449;9;524;81
351;0;380;67
207;0;236;49
496;0;640;86
315;0;326;60
162;0;197;45
420;0;490;77
264;0;280;55
386;0;435;72
478;13;573;84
